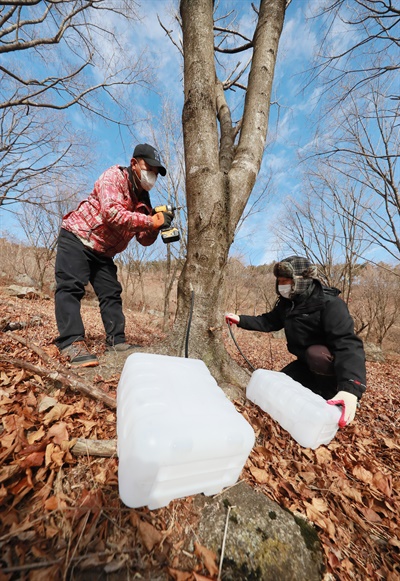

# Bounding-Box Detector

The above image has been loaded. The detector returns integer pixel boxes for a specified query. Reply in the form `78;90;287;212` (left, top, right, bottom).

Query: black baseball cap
132;143;166;176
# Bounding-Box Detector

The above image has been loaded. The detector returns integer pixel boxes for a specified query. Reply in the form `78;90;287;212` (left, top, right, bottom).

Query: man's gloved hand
225;313;240;326
327;391;358;428
152;211;173;229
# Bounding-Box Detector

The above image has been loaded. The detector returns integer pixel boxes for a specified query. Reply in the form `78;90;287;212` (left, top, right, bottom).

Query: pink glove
225;313;240;326
327;391;358;428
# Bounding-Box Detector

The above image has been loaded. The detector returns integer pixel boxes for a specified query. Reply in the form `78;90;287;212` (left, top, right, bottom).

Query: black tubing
227;322;256;371
184;290;195;358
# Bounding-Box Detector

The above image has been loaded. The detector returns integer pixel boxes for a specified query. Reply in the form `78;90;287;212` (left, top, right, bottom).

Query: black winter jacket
238;281;366;399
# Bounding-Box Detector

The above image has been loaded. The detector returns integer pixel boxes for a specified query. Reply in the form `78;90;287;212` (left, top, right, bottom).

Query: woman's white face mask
278;284;292;299
140;169;157;191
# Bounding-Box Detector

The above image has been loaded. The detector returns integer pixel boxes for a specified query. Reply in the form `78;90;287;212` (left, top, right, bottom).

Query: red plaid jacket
61;165;158;257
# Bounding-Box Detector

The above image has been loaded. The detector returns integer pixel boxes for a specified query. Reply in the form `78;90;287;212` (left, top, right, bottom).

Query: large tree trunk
171;0;286;384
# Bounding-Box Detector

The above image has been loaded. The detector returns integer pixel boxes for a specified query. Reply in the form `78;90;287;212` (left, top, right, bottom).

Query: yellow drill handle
154;204;176;214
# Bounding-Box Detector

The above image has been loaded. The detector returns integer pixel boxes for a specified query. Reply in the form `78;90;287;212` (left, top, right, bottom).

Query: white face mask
140;169;157;191
278;284;292;299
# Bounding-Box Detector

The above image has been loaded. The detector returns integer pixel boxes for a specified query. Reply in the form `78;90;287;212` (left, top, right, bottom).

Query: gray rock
194;481;323;581
147;309;163;317
1;316;43;331
220;381;247;403
363;342;385;362
7;285;39;298
6;285;50;300
272;329;286;339
15;274;37;286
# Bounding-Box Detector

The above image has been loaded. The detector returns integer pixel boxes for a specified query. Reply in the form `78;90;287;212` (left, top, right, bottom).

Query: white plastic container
117;353;255;509
246;369;341;449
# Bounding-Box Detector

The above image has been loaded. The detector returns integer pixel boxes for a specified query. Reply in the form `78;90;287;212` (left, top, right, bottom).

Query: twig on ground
6;332;58;367
0;354;116;410
218;504;235;581
70;438;117;457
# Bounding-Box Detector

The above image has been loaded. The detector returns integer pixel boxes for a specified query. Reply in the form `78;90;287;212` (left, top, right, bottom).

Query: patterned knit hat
273;256;318;297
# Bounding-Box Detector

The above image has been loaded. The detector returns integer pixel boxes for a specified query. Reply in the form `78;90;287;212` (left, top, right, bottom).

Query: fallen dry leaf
381;437;399;450
194;542;218;578
43;403;70;425
0;464;20;484
372;471;392;497
44;495;59;511
249;464;269;484
47;421;69;445
361;506;382;523
19;451;45;469
27;425;46;444
353;465;373;485
168;568;193;581
314;447;332;464
38;396;58;413
193;573;215;581
0;289;399;581
137;519;163;552
311;497;329;513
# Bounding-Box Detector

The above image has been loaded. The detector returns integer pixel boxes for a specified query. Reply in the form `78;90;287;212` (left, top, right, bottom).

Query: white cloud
231;198;287;265
133;1;183;98
324;10;358;57
277;5;319;67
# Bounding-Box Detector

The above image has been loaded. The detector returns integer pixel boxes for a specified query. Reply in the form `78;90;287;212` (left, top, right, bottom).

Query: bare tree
275;170;372;303
165;0;287;383
252;264;277;314
147;99;188;329
314;85;400;262
224;256;254;315
301;2;399;265
0;0;151;207
309;0;400;105
117;242;159;313
16;185;81;288
0;1;143;113
0;108;92;207
351;263;400;346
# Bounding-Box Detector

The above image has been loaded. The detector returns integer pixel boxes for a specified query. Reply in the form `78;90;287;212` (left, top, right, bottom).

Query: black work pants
281;345;337;400
55;229;125;350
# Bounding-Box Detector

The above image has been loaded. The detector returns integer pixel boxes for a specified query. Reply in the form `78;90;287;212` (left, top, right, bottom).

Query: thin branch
222;56;252;90
157;15;183;56
213;25;252;44
1;333;116;409
71;438;117;457
0;353;116;409
218;504;235;581
215;41;253;54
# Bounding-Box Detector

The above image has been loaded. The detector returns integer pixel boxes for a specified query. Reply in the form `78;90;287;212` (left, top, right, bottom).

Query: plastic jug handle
327;398;346;428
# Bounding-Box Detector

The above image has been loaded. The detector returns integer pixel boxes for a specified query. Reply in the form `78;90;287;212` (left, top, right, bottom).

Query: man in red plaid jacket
54;143;172;368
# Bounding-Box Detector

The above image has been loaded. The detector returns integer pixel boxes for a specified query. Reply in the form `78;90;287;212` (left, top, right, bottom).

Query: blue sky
97;0;326;265
1;1;396;266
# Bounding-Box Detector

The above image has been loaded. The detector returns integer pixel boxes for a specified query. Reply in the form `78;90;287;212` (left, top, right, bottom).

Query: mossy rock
194;481;323;581
363;342;385;362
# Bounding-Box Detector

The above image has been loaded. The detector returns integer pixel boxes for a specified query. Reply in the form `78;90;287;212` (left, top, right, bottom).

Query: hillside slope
0;290;399;580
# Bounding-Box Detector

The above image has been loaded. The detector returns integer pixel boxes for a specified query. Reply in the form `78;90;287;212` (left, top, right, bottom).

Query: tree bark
172;0;286;385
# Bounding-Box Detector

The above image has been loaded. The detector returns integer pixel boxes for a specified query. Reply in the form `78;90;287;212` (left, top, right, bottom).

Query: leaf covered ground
0;291;399;581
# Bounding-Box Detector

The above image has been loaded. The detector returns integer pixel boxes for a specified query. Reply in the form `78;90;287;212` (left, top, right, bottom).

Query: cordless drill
153;204;180;244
